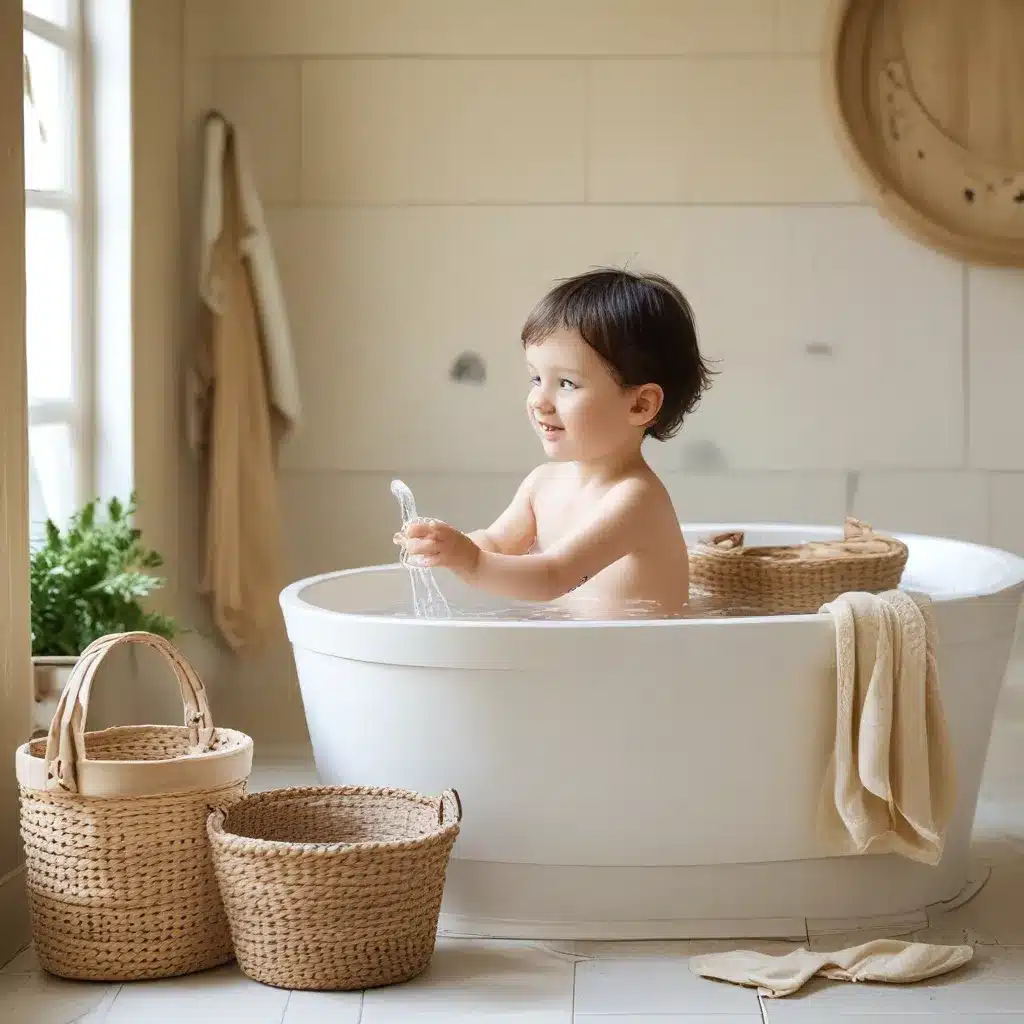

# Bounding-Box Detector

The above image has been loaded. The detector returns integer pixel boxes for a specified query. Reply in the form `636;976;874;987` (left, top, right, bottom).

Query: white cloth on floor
818;589;954;865
690;939;974;998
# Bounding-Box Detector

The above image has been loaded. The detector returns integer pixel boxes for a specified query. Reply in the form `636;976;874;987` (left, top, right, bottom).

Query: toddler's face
525;329;648;462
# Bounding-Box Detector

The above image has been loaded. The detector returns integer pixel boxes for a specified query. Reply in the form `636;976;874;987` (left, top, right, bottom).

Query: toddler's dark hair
521;267;715;441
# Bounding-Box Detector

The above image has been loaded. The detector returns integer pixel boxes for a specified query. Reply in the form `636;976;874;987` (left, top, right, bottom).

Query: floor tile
0;970;115;1024
573;958;761;1015
759;944;1024;1018
1;945;40;974
970;836;1024;868
74;985;121;1022
575;1016;761;1023
102;963;290;1024
281;988;362;1023
359;939;574;1021
762;1016;1024;1023
364;1013;569;1023
920;865;1024;945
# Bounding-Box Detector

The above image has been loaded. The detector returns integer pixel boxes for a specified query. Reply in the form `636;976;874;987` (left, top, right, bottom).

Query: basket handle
439;788;463;826
44;631;215;794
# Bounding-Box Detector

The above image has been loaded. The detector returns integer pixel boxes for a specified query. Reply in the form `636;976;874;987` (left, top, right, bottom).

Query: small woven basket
689;518;909;615
15;632;253;982
207;785;463;991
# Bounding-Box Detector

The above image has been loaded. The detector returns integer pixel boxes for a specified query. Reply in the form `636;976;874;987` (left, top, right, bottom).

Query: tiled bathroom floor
4;654;1023;1023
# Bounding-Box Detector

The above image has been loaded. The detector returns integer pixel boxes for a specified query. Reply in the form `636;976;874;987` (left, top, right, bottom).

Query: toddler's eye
529;375;541;387
560;379;577;390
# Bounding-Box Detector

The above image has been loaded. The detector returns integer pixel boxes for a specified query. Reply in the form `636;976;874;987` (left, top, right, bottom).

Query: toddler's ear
630;383;664;426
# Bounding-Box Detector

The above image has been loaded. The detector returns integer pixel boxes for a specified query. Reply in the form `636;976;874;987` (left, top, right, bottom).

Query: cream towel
191;116;289;652
819;589;954;864
193;112;301;445
690;939;973;998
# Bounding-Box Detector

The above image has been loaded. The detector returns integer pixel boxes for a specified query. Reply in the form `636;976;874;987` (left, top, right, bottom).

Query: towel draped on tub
818;589;955;865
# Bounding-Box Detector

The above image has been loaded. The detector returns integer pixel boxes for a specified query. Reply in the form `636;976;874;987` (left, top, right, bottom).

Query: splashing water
390;479;452;618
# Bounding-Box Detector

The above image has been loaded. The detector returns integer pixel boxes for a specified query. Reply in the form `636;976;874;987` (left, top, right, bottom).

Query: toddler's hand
396;520;481;576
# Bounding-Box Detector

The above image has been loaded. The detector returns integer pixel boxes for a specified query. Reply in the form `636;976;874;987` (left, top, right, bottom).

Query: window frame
23;2;93;525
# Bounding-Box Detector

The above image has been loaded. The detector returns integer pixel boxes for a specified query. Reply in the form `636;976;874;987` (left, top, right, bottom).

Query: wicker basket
207;785;463;991
689;518;909;615
15;631;253;982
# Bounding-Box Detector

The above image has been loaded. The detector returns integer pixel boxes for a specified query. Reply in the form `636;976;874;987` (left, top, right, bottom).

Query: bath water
357;585;785;622
390;479;452;618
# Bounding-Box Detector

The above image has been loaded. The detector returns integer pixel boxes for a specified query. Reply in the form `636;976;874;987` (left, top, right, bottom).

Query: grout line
295;59;304;206
571;958;577;1017
211;51;826;63
962;262;971;469
280;989;293;1023
581;59;591;205
261;199;870;210
772;0;784;52
357;990;365;1022
844;470;860;518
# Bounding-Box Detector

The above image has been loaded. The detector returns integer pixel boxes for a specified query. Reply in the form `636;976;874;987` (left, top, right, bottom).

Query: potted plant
30;494;178;737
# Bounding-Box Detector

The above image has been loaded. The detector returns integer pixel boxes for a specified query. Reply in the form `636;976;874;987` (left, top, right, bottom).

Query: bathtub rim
280;523;1024;631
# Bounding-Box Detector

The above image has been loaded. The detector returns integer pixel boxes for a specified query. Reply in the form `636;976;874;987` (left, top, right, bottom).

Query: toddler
398;267;714;616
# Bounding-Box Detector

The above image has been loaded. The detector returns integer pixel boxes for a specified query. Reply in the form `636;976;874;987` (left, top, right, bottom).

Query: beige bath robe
191;114;300;652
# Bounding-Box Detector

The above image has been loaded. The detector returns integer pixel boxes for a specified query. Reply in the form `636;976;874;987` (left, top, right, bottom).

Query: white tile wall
300;60;587;205
281;470;523;577
269;204;964;474
588;58;860;203
968;267;1024;471
776;0;833;53
204;0;778;57
212;59;301;203
852;471;991;544
664;471;847;525
990;474;1024;556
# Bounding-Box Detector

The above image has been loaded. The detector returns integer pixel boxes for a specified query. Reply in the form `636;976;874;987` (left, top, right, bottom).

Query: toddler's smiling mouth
535;420;564;435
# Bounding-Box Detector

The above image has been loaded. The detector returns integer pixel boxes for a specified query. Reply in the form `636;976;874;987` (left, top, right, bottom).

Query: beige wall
179;0;1024;741
0;0;32;963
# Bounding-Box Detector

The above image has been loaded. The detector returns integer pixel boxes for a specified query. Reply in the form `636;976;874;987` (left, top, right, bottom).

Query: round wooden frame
825;0;1024;267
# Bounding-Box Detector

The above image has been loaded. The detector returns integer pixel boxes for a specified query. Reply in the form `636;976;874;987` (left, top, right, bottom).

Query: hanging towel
690;939;973;998
818;589;955;864
191;113;297;652
193;113;301;444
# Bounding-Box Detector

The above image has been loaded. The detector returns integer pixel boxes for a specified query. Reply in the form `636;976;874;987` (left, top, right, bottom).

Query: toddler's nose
530;391;555;414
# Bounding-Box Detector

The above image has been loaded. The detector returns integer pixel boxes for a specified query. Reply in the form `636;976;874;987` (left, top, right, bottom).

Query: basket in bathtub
688;517;909;615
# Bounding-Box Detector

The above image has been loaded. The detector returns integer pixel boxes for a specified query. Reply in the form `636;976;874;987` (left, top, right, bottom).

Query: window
23;0;88;537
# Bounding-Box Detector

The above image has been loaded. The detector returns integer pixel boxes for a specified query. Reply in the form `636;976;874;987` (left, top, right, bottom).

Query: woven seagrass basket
15;631;253;982
207;785;463;991
689;518;909;615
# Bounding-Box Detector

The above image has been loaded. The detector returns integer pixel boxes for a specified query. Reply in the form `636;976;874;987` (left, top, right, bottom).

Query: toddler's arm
404;478;650;603
466;469;538;556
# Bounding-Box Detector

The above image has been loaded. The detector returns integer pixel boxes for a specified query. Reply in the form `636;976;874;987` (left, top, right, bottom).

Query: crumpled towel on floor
690;939;973;998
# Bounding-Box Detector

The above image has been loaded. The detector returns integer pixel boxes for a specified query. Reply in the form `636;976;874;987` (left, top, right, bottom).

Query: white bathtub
280;524;1024;940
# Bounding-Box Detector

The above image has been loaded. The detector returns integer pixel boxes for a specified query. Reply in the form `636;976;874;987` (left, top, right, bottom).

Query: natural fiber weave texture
17;632;252;981
689;518;908;615
208;785;463;991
